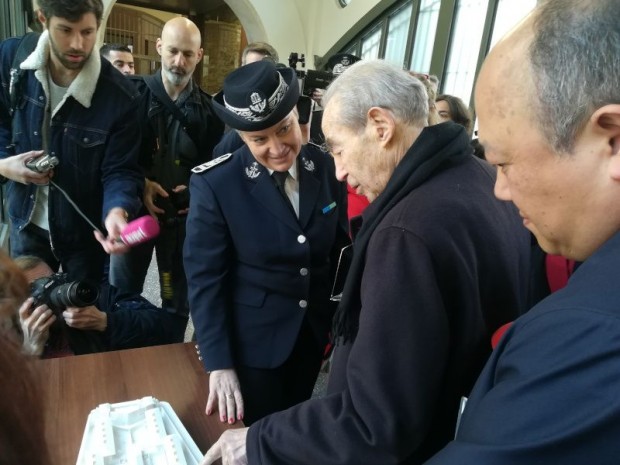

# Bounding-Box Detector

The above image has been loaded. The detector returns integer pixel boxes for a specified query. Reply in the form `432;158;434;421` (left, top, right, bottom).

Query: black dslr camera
30;272;99;315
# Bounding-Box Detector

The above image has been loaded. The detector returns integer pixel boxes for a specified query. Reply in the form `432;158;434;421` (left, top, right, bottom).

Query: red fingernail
221;415;226;422
228;418;234;424
206;409;211;415
238;414;243;421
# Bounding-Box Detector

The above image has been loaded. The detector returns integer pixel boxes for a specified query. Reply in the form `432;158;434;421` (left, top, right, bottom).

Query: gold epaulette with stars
191;153;233;174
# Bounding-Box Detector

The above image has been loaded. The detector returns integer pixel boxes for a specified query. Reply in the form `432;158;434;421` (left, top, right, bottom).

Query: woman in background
436;94;474;136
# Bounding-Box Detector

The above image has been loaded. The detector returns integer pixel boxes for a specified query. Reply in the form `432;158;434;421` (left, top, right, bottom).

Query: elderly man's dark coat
246;122;532;465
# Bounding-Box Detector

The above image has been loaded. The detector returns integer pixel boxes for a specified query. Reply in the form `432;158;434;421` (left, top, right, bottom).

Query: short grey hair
530;0;620;153
322;59;429;131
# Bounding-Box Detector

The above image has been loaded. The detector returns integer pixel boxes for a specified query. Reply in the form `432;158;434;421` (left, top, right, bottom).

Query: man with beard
109;17;224;331
0;0;143;284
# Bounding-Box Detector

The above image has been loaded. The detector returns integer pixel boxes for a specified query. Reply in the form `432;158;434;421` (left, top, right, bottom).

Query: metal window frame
336;0;505;107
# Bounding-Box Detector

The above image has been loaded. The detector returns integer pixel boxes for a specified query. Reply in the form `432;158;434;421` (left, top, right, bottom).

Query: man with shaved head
110;17;224;331
425;0;620;463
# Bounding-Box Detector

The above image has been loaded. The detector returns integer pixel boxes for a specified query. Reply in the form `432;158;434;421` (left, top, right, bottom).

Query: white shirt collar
267;158;298;180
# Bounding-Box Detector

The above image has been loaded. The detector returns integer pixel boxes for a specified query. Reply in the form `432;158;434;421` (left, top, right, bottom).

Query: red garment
491;322;513;349
347;185;369;220
492;255;575;349
545;254;576;293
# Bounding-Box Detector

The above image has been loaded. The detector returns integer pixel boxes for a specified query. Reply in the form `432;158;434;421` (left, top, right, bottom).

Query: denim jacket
0;32;143;255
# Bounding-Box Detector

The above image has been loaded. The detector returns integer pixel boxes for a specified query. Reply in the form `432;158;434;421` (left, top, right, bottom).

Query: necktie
272;171;295;215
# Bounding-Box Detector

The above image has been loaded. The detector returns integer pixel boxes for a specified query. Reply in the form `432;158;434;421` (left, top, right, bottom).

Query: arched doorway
102;0;267;93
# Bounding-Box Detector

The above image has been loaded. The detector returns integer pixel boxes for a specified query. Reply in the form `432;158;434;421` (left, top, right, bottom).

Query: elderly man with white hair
201;59;531;465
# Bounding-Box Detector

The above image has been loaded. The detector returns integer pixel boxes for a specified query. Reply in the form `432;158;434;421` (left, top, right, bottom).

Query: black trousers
236;318;324;425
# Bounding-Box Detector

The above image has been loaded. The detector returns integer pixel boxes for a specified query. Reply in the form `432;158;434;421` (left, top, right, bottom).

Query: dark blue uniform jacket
426;229;620;465
184;144;348;371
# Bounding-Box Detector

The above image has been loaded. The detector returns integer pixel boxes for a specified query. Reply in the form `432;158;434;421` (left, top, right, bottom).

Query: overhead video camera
31;272;99;315
288;52;335;98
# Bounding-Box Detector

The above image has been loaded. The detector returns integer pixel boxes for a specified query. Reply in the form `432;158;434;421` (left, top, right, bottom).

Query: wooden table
36;342;241;464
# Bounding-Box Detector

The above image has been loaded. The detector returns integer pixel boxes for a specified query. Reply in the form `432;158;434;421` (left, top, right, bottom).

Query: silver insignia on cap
249;92;267;116
224;74;289;122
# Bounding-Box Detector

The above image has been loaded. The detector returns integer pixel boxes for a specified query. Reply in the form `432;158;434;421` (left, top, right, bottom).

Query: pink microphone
119;215;160;246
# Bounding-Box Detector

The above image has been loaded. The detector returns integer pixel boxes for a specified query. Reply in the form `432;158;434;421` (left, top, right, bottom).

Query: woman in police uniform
183;60;349;425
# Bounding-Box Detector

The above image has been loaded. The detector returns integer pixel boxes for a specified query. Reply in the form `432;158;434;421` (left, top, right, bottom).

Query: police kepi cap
326;53;361;75
213;60;299;131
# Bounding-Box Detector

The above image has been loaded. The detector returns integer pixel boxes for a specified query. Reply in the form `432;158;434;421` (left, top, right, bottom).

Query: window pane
410;0;441;73
361;24;382;60
442;0;490;104
343;43;359;57
490;0;537;49
384;2;413;67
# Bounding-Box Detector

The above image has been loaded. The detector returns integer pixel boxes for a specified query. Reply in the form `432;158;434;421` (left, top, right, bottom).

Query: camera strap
143;74;190;128
9;32;41;117
49;180;103;236
144;74;198;189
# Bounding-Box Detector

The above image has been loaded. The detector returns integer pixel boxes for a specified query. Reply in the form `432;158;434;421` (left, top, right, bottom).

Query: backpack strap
143;73;190;127
1;33;41;195
8;32;41;117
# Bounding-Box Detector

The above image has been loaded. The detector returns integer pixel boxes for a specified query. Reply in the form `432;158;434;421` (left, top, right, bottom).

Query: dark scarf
332;122;472;343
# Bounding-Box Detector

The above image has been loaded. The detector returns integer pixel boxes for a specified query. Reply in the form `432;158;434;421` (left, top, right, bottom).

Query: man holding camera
0;0;144;283
110;17;224;321
16;255;187;357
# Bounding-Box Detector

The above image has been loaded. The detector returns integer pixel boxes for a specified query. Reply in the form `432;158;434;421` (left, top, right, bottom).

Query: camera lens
49;281;99;309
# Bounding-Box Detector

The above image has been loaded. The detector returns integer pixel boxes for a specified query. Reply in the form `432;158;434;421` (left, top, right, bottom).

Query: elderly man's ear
593;105;620;180
367;107;396;148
